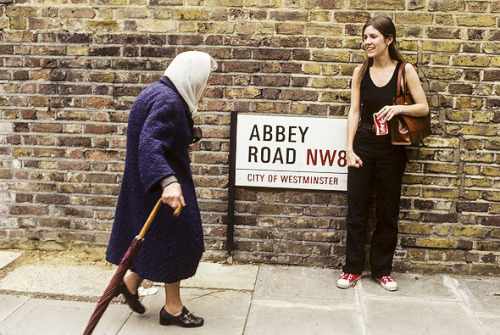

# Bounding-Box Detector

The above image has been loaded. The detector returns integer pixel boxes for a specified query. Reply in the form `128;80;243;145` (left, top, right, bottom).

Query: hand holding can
373;113;388;136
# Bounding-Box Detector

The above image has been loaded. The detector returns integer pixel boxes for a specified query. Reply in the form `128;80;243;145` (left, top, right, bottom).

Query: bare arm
402;63;429;116
346;66;363;168
376;63;430;122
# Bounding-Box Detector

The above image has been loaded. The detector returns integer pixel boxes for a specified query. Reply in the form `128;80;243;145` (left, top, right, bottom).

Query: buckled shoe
159;306;204;328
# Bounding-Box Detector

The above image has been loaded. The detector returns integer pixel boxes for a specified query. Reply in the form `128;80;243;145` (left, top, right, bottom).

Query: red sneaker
336;273;362;289
375;276;398;291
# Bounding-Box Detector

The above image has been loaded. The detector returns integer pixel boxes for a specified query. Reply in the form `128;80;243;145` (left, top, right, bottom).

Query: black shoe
159;306;204;328
116;281;145;314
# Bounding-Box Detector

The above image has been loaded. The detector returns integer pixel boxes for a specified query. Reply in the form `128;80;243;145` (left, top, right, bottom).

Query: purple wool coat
106;77;204;283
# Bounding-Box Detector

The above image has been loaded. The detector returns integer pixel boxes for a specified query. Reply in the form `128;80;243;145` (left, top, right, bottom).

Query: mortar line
356;279;368;335
443;275;487;335
0;295;31;326
115;311;133;335
241;263;260;335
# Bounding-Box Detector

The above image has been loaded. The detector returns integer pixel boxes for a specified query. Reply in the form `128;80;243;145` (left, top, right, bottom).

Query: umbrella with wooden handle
83;199;181;335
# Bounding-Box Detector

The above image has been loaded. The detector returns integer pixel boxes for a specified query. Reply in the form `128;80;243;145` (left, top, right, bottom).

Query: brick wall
0;0;498;275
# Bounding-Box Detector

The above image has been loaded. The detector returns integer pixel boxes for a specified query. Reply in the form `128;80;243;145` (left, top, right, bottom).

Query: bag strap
396;62;408;97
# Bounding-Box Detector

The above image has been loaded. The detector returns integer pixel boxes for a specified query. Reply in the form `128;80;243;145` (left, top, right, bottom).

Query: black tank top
360;61;402;125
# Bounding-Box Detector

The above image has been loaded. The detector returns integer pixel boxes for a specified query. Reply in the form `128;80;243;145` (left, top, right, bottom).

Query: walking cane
83;199;181;335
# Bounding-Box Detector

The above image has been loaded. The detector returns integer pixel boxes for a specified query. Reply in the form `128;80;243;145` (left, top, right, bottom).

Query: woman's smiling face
362;25;392;59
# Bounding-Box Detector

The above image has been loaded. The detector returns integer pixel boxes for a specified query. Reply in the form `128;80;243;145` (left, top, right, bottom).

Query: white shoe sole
377;280;398;291
336;278;360;289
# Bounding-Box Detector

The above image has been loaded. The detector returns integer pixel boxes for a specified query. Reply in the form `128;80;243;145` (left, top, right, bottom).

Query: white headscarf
164;51;215;114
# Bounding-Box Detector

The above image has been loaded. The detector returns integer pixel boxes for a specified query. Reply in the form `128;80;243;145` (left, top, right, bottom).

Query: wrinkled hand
161;182;186;211
375;105;402;123
348;152;363;168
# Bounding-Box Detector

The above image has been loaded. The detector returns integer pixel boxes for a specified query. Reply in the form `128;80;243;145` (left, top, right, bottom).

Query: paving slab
0;251;21;270
456;278;500;316
0;298;130;335
362;297;484;335
359;273;460;301
477;315;500;335
0;294;30;323
245;302;364;335
0;260;497;335
119;287;251;335
0;265;115;297
254;266;357;307
181;262;258;291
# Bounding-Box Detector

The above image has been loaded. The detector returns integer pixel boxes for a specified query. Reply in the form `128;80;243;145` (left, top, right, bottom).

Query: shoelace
342;273;356;282
380;276;394;283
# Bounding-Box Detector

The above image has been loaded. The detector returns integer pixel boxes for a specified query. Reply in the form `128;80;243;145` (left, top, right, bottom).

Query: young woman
337;17;429;291
106;51;217;327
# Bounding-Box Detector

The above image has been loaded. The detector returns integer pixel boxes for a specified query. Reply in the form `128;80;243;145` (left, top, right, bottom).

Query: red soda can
373;114;388;136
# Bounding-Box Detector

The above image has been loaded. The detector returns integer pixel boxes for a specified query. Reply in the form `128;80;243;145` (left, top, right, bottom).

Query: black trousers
342;127;406;278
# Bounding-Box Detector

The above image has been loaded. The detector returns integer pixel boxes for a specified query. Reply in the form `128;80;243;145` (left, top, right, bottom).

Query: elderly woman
106;51;217;327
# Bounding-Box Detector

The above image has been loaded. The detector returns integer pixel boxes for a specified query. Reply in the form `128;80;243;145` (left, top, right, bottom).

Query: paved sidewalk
0;251;499;335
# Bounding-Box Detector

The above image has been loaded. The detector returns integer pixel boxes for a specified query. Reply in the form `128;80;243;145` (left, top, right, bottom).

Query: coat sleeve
138;97;179;193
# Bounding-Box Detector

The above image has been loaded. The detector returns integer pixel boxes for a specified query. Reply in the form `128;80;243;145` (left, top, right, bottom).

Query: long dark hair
358;16;405;84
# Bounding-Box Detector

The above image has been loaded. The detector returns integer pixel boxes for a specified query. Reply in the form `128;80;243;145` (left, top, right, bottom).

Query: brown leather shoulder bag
389;62;431;145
